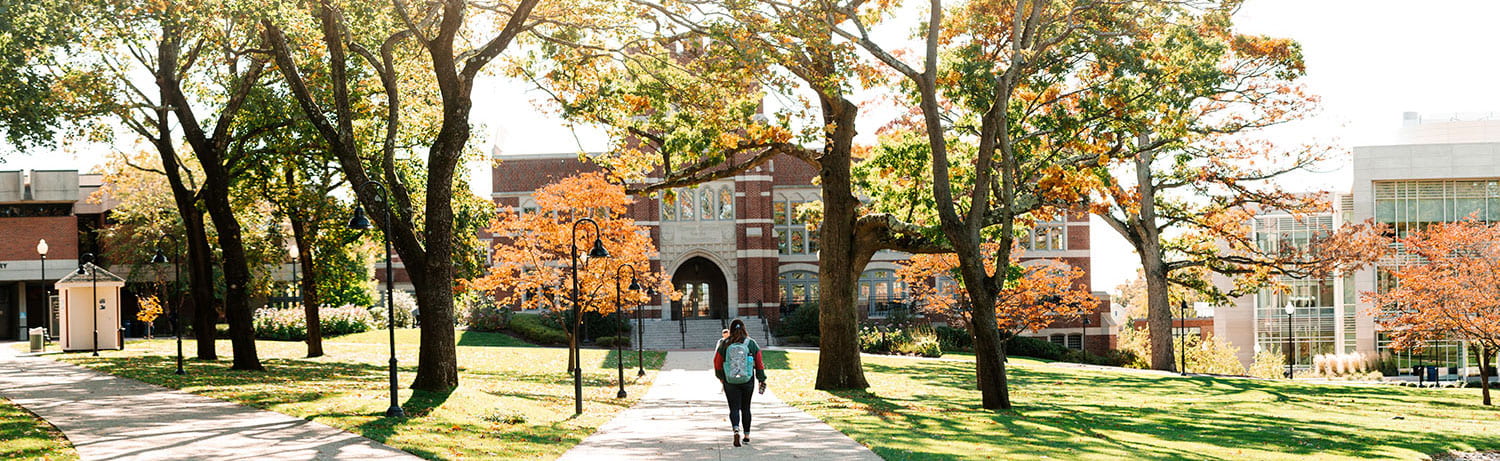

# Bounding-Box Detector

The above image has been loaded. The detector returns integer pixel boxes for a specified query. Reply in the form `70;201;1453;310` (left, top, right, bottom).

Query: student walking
714;319;767;447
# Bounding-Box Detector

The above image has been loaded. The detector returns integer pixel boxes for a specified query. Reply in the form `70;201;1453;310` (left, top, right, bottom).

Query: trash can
1426;366;1440;383
28;327;45;353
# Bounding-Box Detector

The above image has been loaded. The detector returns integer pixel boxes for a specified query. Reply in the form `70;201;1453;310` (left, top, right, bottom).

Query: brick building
491;153;1119;352
0;170;111;340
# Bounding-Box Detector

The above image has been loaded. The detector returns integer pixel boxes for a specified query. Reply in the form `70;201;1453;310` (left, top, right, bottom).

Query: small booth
55;263;126;352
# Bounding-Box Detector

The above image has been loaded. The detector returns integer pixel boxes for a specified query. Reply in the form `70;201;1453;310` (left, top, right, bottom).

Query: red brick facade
489;153;1113;350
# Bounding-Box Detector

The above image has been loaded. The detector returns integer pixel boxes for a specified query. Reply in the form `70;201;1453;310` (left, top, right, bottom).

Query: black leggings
723;380;755;431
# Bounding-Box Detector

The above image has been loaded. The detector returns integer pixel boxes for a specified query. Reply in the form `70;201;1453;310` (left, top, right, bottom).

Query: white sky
5;0;1498;295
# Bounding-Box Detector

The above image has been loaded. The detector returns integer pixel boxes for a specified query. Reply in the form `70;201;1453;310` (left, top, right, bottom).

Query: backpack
723;340;755;384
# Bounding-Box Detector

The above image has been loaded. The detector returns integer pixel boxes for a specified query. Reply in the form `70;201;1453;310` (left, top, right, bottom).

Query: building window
1374;179;1500;238
779;271;819;303
775;195;818;254
662;185;735;222
719;188;734;219
1049;334;1066;346
1067;333;1083;350
1254;277;1336;368
1021;222;1066;251
858;270;904;302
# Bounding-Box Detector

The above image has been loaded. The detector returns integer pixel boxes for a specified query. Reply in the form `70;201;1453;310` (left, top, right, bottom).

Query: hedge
508;313;568;345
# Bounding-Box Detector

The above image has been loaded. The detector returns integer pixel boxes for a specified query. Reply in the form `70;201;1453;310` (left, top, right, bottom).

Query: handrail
679;316;686;349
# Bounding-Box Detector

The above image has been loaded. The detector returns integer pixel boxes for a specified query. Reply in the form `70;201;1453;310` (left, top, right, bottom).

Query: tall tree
262;0;539;390
1083;2;1383;371
51;0;276;367
523;0;946;390
1366;217;1500;405
839;0;1139;409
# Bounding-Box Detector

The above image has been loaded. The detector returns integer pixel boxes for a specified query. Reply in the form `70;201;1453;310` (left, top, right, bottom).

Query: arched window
779;271;819;303
679;188;695;220
661;192;677;221
719;187;734;219
858;269;904;301
699;187;714;220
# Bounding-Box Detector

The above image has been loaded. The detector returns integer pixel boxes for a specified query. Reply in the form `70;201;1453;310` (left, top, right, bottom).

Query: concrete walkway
0;342;419;461
559;350;881;461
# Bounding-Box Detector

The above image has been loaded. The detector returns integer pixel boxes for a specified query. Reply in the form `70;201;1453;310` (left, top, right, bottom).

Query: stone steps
636;318;774;350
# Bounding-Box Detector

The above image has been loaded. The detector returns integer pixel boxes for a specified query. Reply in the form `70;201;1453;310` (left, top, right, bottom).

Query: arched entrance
671;256;728;320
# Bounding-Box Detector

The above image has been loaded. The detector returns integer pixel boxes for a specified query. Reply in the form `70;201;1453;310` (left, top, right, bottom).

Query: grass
56;329;665;460
0;397;77;461
771;350;1500;460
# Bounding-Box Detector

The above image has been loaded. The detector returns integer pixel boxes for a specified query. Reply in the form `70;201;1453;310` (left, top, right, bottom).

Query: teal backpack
723;340;755;384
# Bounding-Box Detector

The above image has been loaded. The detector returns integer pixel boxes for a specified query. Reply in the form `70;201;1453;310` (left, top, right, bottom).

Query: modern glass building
1218;113;1500;375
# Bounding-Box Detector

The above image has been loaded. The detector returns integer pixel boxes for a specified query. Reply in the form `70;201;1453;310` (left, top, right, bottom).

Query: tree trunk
290;218;323;358
407;101;465;391
813;99;868;390
1140;249;1176;372
1481;345;1492;406
154;124;217;361
201;185;263;371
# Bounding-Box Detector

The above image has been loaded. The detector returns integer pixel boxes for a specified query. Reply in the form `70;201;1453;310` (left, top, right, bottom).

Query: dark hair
728;319;748;344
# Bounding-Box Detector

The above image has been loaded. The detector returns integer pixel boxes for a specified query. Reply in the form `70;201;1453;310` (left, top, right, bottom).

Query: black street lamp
77;253;99;357
36;240;48;347
1284;301;1296;379
614;263;641;399
348;180;404;418
637;287;657;378
1178;301;1189;376
570;217;609;415
151;238;184;375
1081;315;1091;354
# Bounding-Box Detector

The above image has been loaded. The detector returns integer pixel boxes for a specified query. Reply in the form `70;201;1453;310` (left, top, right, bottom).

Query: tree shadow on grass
594;349;667;370
836;359;1500;459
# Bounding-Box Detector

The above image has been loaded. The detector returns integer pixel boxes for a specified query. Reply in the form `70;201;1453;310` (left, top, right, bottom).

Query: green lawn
57;329;664;460
0;396;77;461
771;350;1500;460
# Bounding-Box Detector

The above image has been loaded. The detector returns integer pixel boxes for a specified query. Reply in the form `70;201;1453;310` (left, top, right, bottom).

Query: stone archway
670;256;728;320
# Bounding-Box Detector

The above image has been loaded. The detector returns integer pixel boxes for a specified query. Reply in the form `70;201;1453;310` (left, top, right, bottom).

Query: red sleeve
713;351;725;371
754;350;765;371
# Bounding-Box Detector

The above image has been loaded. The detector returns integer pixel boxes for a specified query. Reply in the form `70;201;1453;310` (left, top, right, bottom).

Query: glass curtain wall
1252;214;1337;369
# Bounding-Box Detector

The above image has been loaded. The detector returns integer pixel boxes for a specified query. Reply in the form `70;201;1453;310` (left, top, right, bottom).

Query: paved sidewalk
0;342;419;461
559;350;881;461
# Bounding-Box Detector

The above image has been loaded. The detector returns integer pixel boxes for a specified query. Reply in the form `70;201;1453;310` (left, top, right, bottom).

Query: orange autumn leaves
473;173;669;315
897;244;1095;334
1364;217;1500;355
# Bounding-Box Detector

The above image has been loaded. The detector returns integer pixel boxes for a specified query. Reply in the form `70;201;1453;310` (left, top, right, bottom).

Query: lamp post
36;240;48;347
289;244;299;303
1178;301;1188;376
614;263;640;399
637;287;656;378
77;253;98;357
570;217;609;415
1081;315;1090;354
151;238;184;375
1284;301;1296;379
348;180;404;418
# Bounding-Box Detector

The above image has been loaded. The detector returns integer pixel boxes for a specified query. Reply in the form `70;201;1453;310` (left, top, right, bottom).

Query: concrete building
490;153;1118;352
1216;113;1500;373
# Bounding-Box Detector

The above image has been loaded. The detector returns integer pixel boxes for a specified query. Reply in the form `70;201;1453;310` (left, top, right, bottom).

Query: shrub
893;327;943;358
858;325;896;354
935;326;973;352
509;313;568;345
1249;351;1288;379
1313;352;1374;377
583;311;632;341
1004;335;1069;361
1185;335;1246;376
370;291;417;329
775;302;820;338
1375;352;1401;377
322;305;378;336
595;335;631;349
466;304;512;332
252;305;374;340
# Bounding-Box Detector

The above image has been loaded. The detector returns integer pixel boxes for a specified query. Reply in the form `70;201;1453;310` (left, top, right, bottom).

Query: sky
4;0;1499;295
